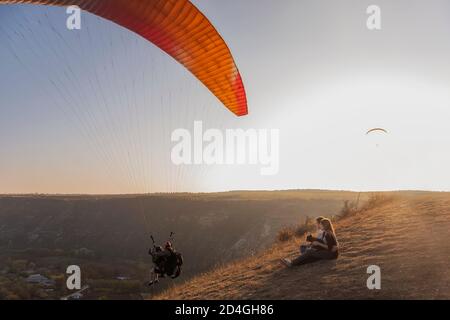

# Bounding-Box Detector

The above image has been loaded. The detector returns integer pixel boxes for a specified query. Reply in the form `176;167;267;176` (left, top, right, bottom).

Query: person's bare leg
281;258;292;267
291;250;318;266
148;269;159;285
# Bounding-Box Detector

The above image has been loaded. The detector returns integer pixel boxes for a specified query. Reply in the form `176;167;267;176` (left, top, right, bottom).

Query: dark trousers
300;244;309;254
291;249;338;266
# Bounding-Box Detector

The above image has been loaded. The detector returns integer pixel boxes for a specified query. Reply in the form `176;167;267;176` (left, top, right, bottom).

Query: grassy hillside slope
156;193;450;299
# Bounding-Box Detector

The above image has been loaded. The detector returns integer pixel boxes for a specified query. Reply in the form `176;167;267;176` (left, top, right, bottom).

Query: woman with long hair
300;216;326;254
282;218;339;267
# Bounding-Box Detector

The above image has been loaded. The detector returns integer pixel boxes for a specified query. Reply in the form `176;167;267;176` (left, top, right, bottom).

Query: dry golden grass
154;192;450;300
277;216;316;243
277;227;294;242
338;193;396;218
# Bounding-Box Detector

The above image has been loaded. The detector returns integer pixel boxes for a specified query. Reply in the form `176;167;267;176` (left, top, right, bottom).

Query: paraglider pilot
148;235;183;286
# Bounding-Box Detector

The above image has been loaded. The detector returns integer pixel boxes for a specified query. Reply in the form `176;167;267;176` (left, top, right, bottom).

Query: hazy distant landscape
0;190;360;299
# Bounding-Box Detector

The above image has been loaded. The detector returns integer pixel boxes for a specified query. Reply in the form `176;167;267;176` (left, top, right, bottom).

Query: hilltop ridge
155;193;450;299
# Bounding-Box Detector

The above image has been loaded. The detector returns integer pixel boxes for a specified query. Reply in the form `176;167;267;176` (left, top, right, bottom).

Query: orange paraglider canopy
1;0;248;116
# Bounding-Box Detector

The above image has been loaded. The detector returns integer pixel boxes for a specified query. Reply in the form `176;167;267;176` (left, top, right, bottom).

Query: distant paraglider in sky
366;128;388;135
0;0;248;116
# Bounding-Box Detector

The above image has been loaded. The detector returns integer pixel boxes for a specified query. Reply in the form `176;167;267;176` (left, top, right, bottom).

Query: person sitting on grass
282;218;339;267
299;216;326;254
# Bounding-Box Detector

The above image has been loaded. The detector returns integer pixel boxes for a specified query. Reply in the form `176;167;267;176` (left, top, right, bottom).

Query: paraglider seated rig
148;232;183;286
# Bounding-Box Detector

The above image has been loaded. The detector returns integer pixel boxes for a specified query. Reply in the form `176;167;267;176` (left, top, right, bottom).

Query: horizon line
1;188;449;197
